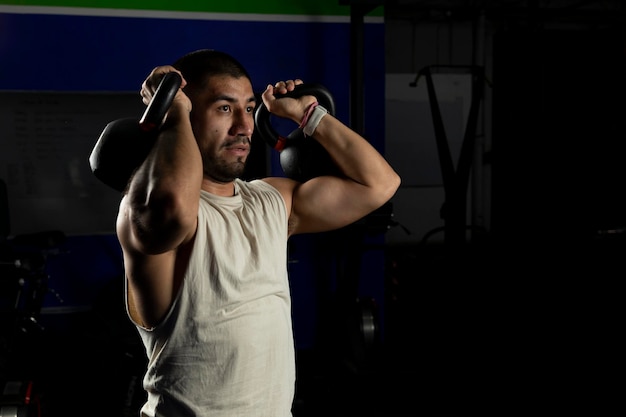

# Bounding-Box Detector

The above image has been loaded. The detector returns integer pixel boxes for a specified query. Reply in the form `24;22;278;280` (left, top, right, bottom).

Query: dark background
2;1;624;416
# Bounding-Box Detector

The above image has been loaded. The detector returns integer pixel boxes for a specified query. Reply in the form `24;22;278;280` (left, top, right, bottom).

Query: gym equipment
1;229;68;417
89;72;182;192
410;65;486;249
254;83;340;182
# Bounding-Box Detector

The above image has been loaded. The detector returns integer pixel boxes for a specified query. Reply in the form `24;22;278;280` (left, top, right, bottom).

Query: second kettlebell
254;83;339;182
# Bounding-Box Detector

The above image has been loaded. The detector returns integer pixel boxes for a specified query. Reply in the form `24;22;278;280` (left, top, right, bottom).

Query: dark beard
203;137;251;183
204;156;247;183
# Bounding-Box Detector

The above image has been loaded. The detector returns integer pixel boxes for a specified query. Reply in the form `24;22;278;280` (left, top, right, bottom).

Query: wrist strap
302;105;328;137
299;101;318;128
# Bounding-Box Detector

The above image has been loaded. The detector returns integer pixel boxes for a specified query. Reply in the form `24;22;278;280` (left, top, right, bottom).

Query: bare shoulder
260;177;297;205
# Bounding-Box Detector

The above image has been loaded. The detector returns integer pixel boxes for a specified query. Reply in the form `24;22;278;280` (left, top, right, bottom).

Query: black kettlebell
254;83;340;182
89;72;182;192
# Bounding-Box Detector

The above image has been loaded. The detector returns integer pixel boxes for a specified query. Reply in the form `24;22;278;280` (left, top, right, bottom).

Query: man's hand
140;65;191;114
261;79;316;124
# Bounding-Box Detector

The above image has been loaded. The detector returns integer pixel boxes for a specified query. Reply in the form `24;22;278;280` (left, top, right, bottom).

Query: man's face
189;74;256;183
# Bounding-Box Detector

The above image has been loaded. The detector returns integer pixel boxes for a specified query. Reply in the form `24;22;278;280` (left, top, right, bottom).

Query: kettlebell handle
254;83;335;151
139;72;182;131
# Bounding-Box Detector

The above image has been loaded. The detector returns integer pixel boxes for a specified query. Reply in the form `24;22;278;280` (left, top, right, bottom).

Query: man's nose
231;112;254;136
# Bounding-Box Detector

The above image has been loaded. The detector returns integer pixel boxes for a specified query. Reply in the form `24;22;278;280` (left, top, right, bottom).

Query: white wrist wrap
302;105;328;137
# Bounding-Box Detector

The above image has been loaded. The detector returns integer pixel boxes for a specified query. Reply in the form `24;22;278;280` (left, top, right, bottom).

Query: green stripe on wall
0;0;383;16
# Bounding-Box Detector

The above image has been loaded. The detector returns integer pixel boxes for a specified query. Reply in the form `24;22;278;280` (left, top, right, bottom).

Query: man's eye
220;105;231;112
246;106;255;113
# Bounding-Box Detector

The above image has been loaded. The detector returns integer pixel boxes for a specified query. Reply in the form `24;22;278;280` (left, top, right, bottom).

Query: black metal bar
349;5;365;134
346;1;380;133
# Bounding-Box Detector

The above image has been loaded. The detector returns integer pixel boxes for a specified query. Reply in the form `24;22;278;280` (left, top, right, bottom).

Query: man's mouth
224;138;251;154
224;137;250;148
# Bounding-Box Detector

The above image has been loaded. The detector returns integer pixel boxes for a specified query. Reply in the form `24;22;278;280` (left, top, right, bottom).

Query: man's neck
201;178;237;196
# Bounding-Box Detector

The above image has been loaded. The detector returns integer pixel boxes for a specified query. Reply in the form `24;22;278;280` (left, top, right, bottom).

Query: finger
284;80;297;91
274;81;288;94
140;82;152;105
262;84;276;107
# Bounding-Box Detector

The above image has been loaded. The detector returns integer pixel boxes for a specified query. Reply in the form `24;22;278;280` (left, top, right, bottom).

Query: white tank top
130;179;294;417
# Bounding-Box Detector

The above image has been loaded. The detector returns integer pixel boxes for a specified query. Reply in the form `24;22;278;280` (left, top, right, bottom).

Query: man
116;49;400;416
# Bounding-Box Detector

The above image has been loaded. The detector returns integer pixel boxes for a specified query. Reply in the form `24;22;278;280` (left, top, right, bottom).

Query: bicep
290;175;375;235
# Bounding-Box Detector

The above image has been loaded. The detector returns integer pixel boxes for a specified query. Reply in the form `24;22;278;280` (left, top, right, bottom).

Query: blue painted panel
0;12;384;148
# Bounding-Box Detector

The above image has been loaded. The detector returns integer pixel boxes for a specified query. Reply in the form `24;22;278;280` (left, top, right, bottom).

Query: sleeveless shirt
128;179;294;417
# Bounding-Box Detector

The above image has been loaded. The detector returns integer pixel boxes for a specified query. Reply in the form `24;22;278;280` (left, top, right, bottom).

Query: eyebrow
212;94;257;105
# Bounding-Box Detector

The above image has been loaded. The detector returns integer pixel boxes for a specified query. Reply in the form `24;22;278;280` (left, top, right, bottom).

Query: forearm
126;102;202;251
312;114;401;202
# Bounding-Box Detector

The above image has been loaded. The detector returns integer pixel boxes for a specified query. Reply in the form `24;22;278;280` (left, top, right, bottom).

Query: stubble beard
204;155;247;183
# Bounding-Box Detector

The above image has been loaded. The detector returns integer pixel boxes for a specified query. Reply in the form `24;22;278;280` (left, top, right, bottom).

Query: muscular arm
117;73;201;328
288;113;400;234
261;82;400;236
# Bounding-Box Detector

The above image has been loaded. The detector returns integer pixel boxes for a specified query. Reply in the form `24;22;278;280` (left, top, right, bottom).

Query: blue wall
0;10;386;349
0;12;384;134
